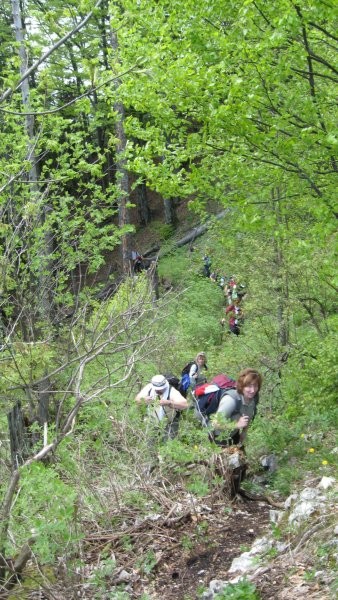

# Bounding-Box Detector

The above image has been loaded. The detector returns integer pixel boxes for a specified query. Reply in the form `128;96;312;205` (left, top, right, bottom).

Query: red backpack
210;373;236;390
194;382;218;397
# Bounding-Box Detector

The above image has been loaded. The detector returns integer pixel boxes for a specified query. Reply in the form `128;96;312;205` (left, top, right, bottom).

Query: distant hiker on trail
237;283;246;301
203;255;212;278
225;299;242;336
219;275;226;290
130;250;145;274
135;374;188;440
208;368;262;448
224;281;233;305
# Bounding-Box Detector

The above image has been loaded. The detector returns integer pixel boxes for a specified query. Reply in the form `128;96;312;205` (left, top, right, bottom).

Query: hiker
219;275;226;290
203;255;212;278
130;250;145;274
179;352;208;398
225;299;242;335
189;352;208;390
237;283;247;301
135;374;188;440
209;368;262;447
224;281;233;305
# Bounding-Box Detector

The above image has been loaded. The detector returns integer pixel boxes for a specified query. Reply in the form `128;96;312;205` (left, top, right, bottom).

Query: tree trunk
11;0;52;425
163;196;177;225
137;181;151;225
109;25;131;273
273;188;289;349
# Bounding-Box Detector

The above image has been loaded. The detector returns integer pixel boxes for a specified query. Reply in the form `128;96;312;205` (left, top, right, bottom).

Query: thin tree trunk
109;25;130;273
137;181;151;225
163;196;177;225
11;0;52;424
273;188;289;348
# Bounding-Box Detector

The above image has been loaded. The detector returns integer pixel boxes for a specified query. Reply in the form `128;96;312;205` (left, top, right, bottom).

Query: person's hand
237;415;249;428
159;398;173;408
144;395;153;404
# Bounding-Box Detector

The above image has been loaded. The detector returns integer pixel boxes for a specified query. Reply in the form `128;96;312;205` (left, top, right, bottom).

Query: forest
0;0;337;598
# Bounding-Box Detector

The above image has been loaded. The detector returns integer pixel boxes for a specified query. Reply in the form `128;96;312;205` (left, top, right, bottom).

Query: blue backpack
180;361;196;394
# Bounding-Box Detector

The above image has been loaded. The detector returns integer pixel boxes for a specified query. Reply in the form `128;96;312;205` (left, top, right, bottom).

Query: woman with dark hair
210;368;262;447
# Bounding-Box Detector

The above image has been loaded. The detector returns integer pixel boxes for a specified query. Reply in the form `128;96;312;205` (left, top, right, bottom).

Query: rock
288;499;318;525
260;454;278;472
270;509;283;524
299;487;321;501
317;476;335;490
114;569;131;583
201;578;227;599
228;553;258;573
228;536;273;574
228;453;243;469
284;493;298;509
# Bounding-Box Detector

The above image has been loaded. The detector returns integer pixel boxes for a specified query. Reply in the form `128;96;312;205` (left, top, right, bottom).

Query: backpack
198;387;259;420
179;361;196;393
162;376;182;421
181;361;196;377
210;374;236;390
196;387;226;417
194;383;221;397
164;373;181;392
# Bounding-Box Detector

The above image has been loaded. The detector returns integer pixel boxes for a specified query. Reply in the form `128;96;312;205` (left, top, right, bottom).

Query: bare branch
0;0;105;105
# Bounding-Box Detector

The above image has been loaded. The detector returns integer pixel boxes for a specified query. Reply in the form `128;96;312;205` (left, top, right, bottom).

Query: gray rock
317;476;335;490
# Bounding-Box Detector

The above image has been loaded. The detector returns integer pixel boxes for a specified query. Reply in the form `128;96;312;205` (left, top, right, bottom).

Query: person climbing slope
188;352;208;390
135;374;188;440
179;352;208;397
209;368;262;447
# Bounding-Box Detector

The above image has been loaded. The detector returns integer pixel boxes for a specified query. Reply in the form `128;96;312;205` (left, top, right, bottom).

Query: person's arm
189;363;198;386
159;388;189;410
216;395;249;429
135;384;153;404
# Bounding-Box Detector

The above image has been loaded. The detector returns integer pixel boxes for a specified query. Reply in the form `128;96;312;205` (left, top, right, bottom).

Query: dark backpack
164;373;181;391
194;375;236;412
197;386;259;420
180;360;209;394
196;387;226;416
181;361;196;377
162;377;182;422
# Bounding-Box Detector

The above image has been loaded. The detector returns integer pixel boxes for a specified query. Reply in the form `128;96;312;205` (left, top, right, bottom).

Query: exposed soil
134;493;333;600
11;476;334;600
145;498;270;599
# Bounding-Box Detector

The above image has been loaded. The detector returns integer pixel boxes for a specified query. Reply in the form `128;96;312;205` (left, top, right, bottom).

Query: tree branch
0;0;105;104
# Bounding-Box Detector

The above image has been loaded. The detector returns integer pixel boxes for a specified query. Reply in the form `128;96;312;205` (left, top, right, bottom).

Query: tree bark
137;181;151;225
11;0;53;425
109;25;131;273
273;188;289;349
163;196;177;226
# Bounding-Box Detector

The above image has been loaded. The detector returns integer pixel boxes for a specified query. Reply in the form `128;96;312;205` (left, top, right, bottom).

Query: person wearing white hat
135;374;188;439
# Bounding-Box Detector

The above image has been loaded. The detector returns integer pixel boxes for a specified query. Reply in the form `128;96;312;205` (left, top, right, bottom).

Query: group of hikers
135;352;262;449
134;252;261;450
203;255;246;336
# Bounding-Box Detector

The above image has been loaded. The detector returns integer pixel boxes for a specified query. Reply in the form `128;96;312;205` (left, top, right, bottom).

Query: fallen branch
238;488;285;509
